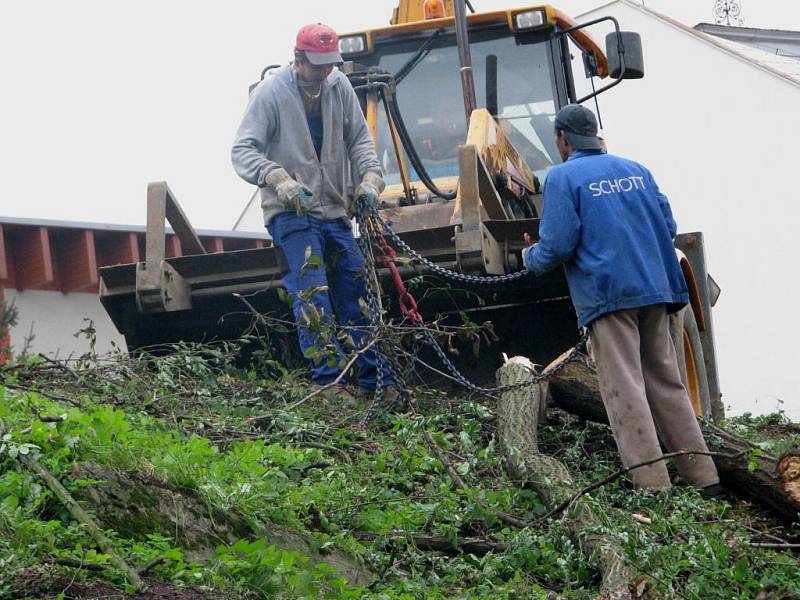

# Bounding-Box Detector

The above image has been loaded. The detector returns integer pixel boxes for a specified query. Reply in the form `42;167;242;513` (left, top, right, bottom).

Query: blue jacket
523;150;688;327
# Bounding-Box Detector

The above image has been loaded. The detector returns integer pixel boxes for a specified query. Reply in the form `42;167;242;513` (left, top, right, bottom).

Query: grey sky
2;0;798;229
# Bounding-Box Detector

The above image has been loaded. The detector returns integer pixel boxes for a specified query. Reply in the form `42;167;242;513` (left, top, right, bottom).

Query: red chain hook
375;235;423;324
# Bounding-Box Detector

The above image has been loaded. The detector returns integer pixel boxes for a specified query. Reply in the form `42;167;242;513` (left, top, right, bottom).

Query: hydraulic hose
348;56;459;201
379;86;458;201
395;28;445;85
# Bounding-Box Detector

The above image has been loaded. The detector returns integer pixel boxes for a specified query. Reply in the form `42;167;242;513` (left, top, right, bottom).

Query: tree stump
497;356;636;600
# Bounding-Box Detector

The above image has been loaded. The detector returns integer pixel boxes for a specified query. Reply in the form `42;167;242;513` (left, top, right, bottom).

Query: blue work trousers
268;213;393;390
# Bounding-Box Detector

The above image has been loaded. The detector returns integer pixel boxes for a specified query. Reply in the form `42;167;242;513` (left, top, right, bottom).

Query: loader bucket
99;175;580;385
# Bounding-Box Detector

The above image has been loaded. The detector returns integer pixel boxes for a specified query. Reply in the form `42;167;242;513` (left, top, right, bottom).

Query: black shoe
699;483;725;499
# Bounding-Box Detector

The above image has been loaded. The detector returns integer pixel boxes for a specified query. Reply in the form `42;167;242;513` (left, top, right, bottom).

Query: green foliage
0;299;17;363
216;538;362;599
0;343;798;599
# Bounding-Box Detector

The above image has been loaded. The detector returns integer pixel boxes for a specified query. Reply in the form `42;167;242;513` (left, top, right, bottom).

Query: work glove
266;168;314;216
355;171;386;206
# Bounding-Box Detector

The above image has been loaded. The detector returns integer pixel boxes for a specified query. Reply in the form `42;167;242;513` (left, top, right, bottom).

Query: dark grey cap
554;104;601;151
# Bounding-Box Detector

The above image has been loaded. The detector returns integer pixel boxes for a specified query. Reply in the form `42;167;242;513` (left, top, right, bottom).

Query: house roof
694;22;800;55
580;0;800;88
0;216;268;294
0;215;265;239
706;35;800;84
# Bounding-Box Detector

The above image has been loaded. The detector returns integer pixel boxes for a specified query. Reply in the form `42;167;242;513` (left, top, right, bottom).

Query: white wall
577;3;800;419
234;191;266;233
5;289;127;359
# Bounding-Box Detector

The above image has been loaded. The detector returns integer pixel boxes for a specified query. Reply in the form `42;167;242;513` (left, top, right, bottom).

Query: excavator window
371;27;563;188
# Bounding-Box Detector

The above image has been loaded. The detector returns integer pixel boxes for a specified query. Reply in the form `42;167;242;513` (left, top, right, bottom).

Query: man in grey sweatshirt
231;23;395;400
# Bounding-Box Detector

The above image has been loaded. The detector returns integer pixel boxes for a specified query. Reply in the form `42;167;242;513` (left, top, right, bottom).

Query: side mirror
605;32;644;79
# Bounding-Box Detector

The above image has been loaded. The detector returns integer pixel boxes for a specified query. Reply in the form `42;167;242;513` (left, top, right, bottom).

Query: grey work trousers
590;304;720;490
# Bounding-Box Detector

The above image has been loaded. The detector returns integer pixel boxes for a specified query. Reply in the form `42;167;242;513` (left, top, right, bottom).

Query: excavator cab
339;3;642;213
370;26;560;189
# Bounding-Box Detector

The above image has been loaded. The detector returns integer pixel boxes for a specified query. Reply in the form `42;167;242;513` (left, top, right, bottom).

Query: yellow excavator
99;0;722;415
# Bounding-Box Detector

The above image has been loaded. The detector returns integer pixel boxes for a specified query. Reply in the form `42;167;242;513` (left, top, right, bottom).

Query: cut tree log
18;454;146;592
546;353;800;522
497;356;637;600
72;462;374;588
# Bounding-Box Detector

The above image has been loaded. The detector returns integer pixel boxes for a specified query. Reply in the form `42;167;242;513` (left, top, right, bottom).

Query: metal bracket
135;181;204;313
136;260;191;313
479;222;505;275
455;144;510;273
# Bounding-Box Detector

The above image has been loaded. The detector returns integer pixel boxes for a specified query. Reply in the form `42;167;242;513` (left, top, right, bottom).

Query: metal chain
354;197;588;423
361;200;534;286
356;204;414;425
419;326;589;395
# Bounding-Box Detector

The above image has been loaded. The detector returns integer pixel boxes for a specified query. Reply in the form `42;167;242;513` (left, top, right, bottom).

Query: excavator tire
672;307;712;417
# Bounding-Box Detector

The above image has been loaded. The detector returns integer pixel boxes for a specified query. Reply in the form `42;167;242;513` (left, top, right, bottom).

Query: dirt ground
12;569;231;600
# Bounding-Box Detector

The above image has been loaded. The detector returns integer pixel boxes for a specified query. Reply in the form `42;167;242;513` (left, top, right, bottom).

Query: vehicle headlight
513;9;547;31
339;34;367;56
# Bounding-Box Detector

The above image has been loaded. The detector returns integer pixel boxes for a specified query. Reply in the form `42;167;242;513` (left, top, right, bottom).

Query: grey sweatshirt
231;65;381;226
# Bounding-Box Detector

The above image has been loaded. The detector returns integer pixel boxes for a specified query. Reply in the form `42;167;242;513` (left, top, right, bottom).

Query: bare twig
540;449;746;521
4;383;85;409
39;354;81;381
421;428;527;529
44;557;106;572
748;543;800;549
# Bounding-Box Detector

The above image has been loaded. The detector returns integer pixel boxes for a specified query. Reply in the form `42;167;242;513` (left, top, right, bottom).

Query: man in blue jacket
232;23;395;403
523;104;720;493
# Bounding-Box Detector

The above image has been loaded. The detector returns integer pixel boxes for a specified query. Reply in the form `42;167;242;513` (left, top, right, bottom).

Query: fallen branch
18;452;145;591
541;449;746;521
39;354;81;381
296;441;353;466
421;427;528;529
138;556;166;575
3;383;85;409
546;357;800;521
358;532;509;556
497;356;637;600
38;414;67;423
235;292;378;413
44;557;106;572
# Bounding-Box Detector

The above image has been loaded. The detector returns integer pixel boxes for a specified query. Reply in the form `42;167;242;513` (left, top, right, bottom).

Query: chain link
361;200;534;286
356;203;412;425
354;197;588;424
419;326;589;395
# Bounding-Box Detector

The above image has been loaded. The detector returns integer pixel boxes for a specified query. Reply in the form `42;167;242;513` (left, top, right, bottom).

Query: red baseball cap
296;23;342;65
